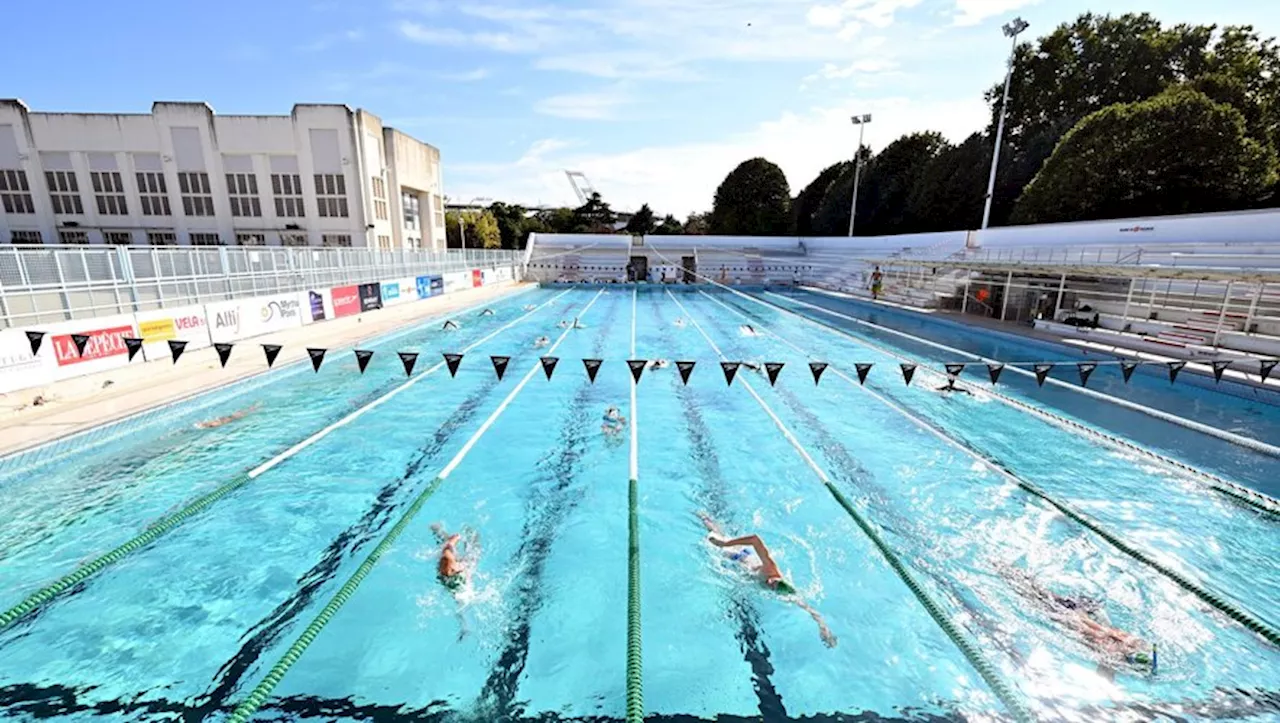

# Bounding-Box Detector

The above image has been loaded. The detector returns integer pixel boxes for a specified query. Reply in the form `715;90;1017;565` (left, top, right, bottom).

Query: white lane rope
630;286;639;482
250;288;574;479
440;288;606;479
771;291;1280;460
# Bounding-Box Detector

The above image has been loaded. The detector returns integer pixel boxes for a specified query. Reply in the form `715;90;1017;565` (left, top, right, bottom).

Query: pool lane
0;287;550;612
0;289;588;719
683;290;1280;717
245;288;629;720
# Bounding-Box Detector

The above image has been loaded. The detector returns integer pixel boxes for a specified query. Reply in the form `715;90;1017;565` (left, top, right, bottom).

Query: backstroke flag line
168;340;187;364
583;358;603;383
854;363;872;385
1077;362;1097;387
307;348;326;373
764;362;784;386
355;350;374;374
987;363;1004;385
627;359;647;383
677;360;696;385
398;351;419;377
443;353;464;378
124;337;144;362
900;363;916;386
25;331;44;356
721;361;740;386
491;355;510;381
541;356;559;380
1034;363;1054;387
809;361;829;385
214;342;233;368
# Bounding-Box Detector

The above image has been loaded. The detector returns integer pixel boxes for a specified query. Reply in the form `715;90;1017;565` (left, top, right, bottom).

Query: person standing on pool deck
699;512;837;647
870;265;883;300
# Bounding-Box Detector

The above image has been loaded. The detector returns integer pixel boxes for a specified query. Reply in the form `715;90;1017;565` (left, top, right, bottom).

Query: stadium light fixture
848;114;872;237
982;16;1029;231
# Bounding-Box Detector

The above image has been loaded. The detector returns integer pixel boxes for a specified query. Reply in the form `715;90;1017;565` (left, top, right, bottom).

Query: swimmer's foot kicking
698;512;837;647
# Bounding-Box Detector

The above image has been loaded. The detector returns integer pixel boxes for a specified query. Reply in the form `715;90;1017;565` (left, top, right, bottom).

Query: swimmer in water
648;359;669;370
699;512;836;647
479;308;495;317
936;377;972;395
674;317;686;328
523;304;537;311
442;319;460;331
431;523;480;638
557;319;570;329
572;317;585;329
740;324;758;336
741;360;765;376
997;563;1154;676
195;403;260;430
534;336;551;348
601;406;627;436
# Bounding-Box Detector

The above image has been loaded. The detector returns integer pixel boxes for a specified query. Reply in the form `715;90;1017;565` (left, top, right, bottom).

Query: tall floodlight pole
981;16;1029;231
847;113;872;237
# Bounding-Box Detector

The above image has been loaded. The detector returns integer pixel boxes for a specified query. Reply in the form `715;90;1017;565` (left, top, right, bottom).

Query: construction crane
564;170;599;205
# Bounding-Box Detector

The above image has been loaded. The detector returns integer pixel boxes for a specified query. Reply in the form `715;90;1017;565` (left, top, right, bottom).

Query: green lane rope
625;477;643;723
226;475;446;723
0;473;252;630
821;482;1037;723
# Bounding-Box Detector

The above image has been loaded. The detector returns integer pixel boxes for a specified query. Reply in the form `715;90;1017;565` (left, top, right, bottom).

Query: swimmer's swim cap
1128;651;1152;667
773;579;797;595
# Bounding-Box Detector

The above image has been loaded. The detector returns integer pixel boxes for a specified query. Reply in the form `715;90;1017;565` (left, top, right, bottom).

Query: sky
10;0;1280;217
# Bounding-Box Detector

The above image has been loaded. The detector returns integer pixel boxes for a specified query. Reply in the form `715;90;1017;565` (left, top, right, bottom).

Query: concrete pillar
1211;280;1233;348
1053;272;1067;320
1000;270;1013;321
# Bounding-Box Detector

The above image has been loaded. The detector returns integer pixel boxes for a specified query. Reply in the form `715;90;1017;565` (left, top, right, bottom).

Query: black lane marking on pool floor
652;295;786;719
5;681;1278;722
475;293;624;720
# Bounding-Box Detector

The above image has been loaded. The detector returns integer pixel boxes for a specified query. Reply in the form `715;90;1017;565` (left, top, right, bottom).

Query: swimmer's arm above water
710;534;779;571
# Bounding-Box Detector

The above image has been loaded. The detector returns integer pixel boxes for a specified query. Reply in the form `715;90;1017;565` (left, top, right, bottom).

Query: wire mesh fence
0;245;520;328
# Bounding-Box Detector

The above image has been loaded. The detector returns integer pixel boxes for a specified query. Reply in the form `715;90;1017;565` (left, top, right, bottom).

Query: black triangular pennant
627;359;647;383
355;349;374;374
124;337;143;362
71;333;90;357
1261;359;1278;383
721;361;741;386
764;362;784;386
214;342;233;368
987;363;1004;385
261;344;282;368
809;361;828;385
944;363;965;379
443;353;464;377
900;363;916;386
1167;361;1186;384
307;347;326;372
1211;359;1231;383
398;351;419;376
491;355;510;380
1077;362;1097;387
1120;360;1139;383
25;330;44;356
676;360;696;385
583;358;603;383
168;339;187;364
855;363;872;385
1033;363;1054;387
540;356;559;379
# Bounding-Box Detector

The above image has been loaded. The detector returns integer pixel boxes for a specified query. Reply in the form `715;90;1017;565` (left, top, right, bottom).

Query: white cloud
440;67;491;82
447;96;988;216
952;0;1040;27
397;21;543;52
807;5;845;28
534;89;632;120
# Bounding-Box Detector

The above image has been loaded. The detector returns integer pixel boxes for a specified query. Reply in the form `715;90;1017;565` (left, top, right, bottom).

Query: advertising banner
443;271;468;294
430;276;443;295
38;313;140;381
0;329;55;393
135;304;212;360
398;277;416;302
206;293;303;343
416;275;432;299
490;266;513;283
358;282;383;312
331;285;361;318
380;280;402;306
480;269;491;286
472;269;483;287
301;288;334;325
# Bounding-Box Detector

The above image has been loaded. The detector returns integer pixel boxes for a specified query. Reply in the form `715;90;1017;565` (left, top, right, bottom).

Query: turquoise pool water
0;285;1276;722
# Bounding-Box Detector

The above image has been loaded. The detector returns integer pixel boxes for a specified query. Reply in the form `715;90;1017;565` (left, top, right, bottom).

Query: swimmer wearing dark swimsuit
937;379;972;395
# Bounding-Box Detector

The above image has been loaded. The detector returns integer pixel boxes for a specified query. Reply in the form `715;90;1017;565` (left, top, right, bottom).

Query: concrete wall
383;127;445;252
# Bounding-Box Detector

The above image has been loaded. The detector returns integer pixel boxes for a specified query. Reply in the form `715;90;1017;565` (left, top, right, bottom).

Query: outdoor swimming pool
0;284;1277;722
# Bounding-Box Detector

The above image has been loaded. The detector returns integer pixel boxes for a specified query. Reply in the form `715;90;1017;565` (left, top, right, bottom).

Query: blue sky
10;0;1280;217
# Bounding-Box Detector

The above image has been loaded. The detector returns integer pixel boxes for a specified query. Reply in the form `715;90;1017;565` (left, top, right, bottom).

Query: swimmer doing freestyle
601;405;627;436
442;319;460;331
195;402;260;430
699;512;836;647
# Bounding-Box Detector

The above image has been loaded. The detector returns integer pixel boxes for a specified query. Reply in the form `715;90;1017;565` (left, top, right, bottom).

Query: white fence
0;245;519;328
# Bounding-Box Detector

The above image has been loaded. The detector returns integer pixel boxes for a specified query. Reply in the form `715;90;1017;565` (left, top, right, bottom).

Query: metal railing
0;245;521;328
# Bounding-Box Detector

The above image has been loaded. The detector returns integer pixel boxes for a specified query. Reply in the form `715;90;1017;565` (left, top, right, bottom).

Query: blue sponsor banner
416;275;432;299
381;282;400;301
429;276;443;296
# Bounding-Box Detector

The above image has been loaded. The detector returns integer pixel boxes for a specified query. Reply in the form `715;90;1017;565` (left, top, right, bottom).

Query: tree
814;133;946;236
444;209;502;248
792;161;850;235
903;133;991;232
487;201;532;249
572;192;616;232
537;207;581;233
624;203;657;234
683;212;710;234
652;214;684;235
709;158;792;235
1011;88;1277;224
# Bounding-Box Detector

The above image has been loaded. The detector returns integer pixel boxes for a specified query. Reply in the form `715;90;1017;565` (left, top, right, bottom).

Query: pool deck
0;281;532;457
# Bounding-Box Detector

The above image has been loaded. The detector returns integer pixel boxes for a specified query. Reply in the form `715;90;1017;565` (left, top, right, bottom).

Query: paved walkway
0;282;531;455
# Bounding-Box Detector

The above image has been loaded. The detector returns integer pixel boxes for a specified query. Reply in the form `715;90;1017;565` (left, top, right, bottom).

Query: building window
371;176;388;221
435;211;445;228
147;231;177;246
59;230;90;244
46;170;84;215
190;232;223;246
11;230;44;244
271;173;305;217
314;174;348;218
136;171;172;216
281;233;309;247
90;171;129;215
0;169;35;214
104;231;133;245
377;234;392;250
322;233;352;247
226;172;262;217
236;233;266;246
177;172;215;216
402;192;419;230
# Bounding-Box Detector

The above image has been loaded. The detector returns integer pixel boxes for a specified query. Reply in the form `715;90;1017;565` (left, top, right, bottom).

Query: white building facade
0;100;447;250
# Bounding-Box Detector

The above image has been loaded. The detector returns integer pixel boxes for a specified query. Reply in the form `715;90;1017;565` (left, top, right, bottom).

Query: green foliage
904;133;991;232
814;133;946;236
624;203;656;234
652;214;684;235
444;209;502;249
682;212;710;234
1011;88;1278;224
710;157;792;235
572;192;617;232
792;161;850;235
